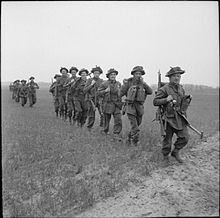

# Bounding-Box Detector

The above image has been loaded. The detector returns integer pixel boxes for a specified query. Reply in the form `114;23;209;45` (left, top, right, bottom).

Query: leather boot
171;150;184;163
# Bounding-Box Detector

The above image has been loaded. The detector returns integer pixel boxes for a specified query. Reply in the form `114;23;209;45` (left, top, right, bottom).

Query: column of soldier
49;65;191;166
10;77;39;107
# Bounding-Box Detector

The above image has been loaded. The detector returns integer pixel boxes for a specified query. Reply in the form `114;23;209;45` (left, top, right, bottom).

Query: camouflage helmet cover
21;79;27;83
166;66;185;77
79;68;89;75
29;76;35;80
69;67;79;73
91;65;103;74
131;66;145;75
60;67;69;73
106;68;118;78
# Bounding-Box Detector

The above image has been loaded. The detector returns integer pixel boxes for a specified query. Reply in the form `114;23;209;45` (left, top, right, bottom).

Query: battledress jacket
49;82;57;96
83;77;104;101
26;81;39;94
64;76;79;101
56;75;69;96
120;77;153;116
71;77;87;100
153;82;188;130
19;85;29;97
97;80;122;114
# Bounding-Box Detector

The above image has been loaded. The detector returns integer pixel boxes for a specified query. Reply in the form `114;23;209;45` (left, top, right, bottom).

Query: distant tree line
151;84;219;94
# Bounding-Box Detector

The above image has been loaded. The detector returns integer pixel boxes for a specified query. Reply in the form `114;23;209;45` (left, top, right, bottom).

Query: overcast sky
1;1;219;87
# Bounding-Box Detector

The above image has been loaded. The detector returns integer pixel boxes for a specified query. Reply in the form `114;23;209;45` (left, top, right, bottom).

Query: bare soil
77;132;219;217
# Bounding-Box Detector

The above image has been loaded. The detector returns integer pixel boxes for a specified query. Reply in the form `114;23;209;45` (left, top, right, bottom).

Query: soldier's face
93;71;101;79
133;71;142;80
109;73;116;81
80;72;87;80
170;74;181;84
61;69;68;75
70;70;77;77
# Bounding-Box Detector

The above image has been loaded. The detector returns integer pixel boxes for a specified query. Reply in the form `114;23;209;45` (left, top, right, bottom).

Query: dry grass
2;87;219;217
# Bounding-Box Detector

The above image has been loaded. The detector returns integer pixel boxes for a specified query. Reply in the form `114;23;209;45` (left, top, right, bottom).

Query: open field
2;86;219;217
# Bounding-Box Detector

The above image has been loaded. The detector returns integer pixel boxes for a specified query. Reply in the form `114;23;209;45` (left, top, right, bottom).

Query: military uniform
153;66;190;163
72;68;88;127
64;67;79;123
49;74;61;117
12;81;17;100
27;77;39;107
13;80;21;102
19;80;29;107
120;66;153;145
97;68;122;136
9;83;14;92
56;68;69;119
84;66;104;129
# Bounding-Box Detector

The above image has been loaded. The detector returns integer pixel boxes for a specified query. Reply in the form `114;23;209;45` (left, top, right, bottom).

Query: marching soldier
72;68;88;127
27;76;39;107
9;82;14;92
120;66;153;146
11;80;17;100
64;66;79;124
19;80;29;107
14;80;21;103
97;68;123;140
84;66;104;131
49;74;61;117
56;67;69;119
153;66;190;165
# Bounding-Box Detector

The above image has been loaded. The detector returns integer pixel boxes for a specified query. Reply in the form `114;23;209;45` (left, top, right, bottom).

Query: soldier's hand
166;95;173;102
91;80;96;86
105;86;110;92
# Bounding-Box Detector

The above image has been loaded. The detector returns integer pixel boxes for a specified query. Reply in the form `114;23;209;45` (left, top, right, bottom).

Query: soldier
11;80;17;100
9;82;14;92
153;66;190;165
120;66;153;146
19;80;29;107
64;66;79;124
27;76;39;107
84;66;104;131
49;74;62;117
97;68;123;140
71;68;88;127
14;80;21;103
56;67;69;119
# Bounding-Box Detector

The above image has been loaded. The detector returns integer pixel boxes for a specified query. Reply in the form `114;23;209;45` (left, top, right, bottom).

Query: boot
113;134;123;142
131;134;139;146
55;111;59;117
162;155;170;167
171;150;184;163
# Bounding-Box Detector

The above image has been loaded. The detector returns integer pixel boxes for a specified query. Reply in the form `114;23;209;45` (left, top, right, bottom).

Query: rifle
154;70;167;138
171;100;204;139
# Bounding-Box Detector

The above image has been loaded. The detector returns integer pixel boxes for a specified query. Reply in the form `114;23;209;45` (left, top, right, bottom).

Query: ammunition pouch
127;85;137;102
136;86;146;102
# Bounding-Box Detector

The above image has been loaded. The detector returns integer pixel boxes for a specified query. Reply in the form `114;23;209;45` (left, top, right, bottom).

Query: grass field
2;86;219;217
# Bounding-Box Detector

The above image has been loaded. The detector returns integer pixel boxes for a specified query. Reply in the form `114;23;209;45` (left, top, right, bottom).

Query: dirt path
77;132;219;217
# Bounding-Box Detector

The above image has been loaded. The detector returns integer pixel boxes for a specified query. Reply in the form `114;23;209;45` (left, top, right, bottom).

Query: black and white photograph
1;1;219;217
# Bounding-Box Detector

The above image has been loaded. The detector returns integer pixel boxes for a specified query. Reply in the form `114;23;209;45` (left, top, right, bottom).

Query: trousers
103;112;122;134
162;122;190;156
